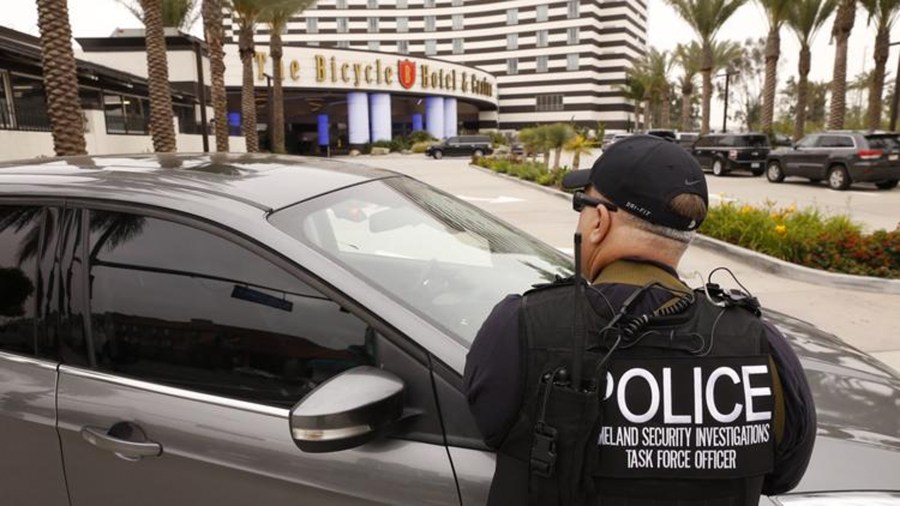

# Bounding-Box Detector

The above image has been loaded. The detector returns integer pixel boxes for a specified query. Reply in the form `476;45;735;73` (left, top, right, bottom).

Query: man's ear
587;204;612;245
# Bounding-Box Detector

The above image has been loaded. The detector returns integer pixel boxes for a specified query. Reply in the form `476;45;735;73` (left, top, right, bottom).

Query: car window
797;135;818;148
447;137;459;144
865;135;898;149
270;177;572;346
734;135;769;148
0;205;41;356
81;210;374;408
819;135;854;148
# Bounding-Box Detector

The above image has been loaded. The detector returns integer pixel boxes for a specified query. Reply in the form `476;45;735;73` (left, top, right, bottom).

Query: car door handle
81;425;163;461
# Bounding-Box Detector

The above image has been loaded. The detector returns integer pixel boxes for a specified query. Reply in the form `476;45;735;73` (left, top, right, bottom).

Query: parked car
601;132;631;151
765;131;900;190
676;132;700;149
1;154;898;506
425;135;493;159
645;129;677;142
691;132;771;177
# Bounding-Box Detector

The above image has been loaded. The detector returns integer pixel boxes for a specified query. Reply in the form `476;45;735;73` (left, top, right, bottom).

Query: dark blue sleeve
463;294;523;448
762;319;817;495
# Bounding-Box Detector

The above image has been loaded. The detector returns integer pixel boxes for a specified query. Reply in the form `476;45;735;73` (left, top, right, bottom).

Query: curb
468;164;900;295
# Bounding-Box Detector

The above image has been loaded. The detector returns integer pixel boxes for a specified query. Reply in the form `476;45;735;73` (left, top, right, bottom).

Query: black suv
691;133;770;177
426;135;493;159
765;132;900;190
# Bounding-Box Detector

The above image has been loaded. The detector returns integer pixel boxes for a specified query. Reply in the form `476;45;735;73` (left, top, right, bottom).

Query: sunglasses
572;191;619;213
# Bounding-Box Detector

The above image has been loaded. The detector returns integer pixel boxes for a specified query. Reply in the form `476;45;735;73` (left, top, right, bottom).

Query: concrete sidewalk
351;155;900;374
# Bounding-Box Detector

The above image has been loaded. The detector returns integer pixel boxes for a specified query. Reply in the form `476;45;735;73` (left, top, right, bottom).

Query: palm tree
829;0;858;129
261;0;315;154
138;0;178;152
231;0;266;152
203;0;229;152
756;0;792;134
675;42;701;132
621;71;648;130
861;0;900;131
665;0;749;134
116;0;200;31
787;0;839;141
35;0;87;156
564;134;595;170
638;48;675;128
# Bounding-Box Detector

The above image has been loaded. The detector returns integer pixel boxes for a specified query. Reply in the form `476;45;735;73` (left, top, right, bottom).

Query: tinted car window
819;135;854;148
733;135;769;148
0;205;40;355
865;135;898;149
797;135;818;148
84;210;374;407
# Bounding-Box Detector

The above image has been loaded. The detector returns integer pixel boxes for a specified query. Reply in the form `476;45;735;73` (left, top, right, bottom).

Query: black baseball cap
562;134;708;231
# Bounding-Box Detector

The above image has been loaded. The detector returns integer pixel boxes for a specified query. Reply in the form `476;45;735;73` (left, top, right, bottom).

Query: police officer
464;135;816;505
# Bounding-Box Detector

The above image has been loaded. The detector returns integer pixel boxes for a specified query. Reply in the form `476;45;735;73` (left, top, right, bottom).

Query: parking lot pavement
351;154;900;374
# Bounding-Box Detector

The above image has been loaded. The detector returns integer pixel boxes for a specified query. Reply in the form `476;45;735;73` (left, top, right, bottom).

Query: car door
444;136;461;156
786;134;819;175
691;136;713;169
0;203;70;506
54;206;460;506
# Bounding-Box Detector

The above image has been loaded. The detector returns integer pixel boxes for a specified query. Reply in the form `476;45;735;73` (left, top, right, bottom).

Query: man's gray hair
619;211;696;244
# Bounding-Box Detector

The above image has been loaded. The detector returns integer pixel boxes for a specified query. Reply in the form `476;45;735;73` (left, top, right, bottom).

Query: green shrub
700;202;899;278
411;141;437;153
408;131;436;144
489;131;508;147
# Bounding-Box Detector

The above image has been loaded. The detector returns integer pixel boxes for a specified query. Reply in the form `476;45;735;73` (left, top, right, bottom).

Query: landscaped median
472;157;900;280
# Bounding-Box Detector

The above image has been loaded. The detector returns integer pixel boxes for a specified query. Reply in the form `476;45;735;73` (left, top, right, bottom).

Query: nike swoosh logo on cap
685;179;703;186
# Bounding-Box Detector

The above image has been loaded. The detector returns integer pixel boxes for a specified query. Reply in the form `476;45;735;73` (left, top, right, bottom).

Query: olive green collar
591;259;689;293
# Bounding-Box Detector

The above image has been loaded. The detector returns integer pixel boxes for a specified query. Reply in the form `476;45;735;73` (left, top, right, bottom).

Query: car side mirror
792;144;799;150
290;366;404;453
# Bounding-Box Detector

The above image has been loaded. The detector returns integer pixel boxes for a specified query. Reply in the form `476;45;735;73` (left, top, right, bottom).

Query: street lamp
717;70;737;133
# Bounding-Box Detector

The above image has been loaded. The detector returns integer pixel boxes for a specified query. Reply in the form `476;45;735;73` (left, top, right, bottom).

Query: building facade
229;0;647;130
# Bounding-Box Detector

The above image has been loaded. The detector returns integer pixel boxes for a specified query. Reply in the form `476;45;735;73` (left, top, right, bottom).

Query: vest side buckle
530;422;558;478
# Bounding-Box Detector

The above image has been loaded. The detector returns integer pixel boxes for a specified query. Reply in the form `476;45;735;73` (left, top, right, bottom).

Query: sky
4;0;900;122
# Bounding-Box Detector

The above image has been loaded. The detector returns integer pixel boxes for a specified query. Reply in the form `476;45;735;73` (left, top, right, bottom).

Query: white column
425;96;445;139
443;98;458;138
347;92;370;145
369;93;392;142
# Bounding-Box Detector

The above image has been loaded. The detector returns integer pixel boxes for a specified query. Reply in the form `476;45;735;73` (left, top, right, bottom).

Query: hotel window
536;55;548;73
453;14;463;29
507;8;517;25
369;40;380;51
536;4;548;22
368;17;379;32
568;0;579;19
536;94;564;112
306;17;318;34
368;0;378;7
425;15;435;31
453;38;463;54
397;40;409;53
536;30;548;48
103;93;148;135
507;58;518;75
425;39;437;55
397;16;408;32
507;32;518;50
337;17;348;32
336;0;347;8
567;53;579;71
397;0;407;7
8;73;51;132
567;26;579;45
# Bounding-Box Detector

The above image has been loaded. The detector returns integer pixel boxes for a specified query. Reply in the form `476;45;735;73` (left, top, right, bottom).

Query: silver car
0;154;897;505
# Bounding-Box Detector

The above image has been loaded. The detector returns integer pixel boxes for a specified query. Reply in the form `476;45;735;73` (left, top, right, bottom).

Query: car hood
765;310;900;493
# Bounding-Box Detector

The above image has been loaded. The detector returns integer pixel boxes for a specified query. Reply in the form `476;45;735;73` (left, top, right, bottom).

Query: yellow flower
740;205;753;215
774;224;787;235
786;204;796;214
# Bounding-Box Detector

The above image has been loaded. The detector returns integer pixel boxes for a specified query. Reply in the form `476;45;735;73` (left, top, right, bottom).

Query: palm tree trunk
761;27;780;133
553;147;562;170
681;81;693;132
661;87;671;129
203;0;229;152
829;0;856;130
573;151;581;170
35;0;87;156
141;0;177;152
270;27;285;153
867;27;890;132
700;42;713;135
794;44;811;142
238;22;259;152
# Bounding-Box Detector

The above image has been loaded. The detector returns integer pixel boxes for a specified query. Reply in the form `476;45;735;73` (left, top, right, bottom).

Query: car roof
0;153;397;212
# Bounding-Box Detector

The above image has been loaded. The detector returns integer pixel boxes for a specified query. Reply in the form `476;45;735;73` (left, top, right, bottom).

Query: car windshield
732;135;769;148
269;177;573;345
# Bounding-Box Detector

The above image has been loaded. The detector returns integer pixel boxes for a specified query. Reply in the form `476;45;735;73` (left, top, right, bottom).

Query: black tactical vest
489;279;776;506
